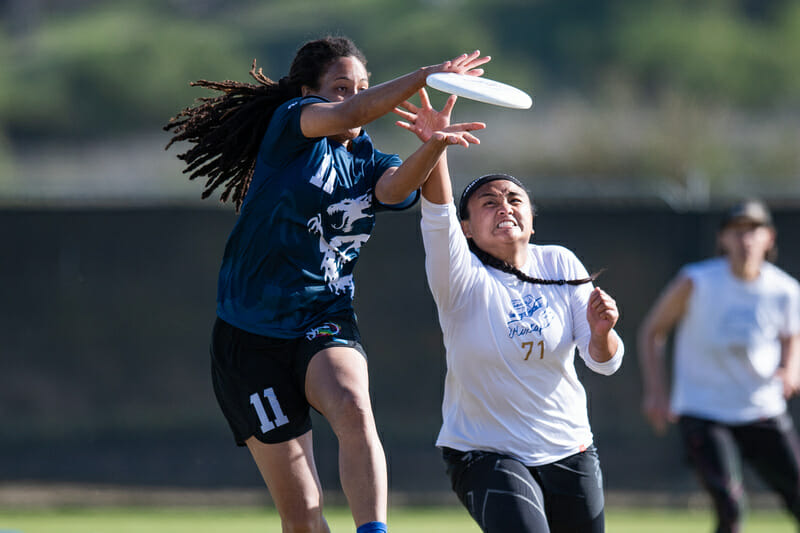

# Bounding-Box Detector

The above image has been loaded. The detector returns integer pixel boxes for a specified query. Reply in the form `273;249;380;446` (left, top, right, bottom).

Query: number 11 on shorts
250;388;289;434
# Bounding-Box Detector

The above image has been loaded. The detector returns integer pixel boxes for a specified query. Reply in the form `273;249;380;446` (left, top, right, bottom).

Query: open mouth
497;220;517;229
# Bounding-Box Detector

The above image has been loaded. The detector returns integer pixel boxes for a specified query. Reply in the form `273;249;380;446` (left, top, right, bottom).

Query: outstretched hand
428;50;492;78
394;89;485;148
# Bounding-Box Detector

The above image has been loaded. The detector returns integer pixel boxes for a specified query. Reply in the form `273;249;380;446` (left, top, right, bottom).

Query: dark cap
458;173;527;219
720;199;773;229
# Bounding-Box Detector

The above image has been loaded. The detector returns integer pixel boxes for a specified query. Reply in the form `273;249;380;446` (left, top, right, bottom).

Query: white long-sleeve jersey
421;198;624;466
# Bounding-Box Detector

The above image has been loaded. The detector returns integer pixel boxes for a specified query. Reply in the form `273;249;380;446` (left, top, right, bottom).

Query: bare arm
777;333;800;399
586;287;621;363
375;136;453;205
300;51;490;139
637;275;692;434
377;90;483;205
420;151;454;205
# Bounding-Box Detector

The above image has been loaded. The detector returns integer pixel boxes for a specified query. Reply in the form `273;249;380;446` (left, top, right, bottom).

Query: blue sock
356;521;387;533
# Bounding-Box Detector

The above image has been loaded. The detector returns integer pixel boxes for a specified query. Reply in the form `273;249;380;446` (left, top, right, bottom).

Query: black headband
458;173;527;219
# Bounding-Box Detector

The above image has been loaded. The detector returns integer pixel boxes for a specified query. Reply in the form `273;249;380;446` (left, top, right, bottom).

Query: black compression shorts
442;446;606;533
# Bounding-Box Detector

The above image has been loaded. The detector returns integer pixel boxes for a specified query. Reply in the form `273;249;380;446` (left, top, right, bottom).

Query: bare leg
246;432;331;533
305;346;387;528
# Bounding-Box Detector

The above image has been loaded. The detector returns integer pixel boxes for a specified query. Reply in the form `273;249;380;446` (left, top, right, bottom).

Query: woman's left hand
427;50;491;78
394;89;485;147
776;366;800;399
587;287;619;337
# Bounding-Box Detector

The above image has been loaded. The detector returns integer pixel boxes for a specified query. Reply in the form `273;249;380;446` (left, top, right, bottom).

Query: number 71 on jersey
522;340;544;360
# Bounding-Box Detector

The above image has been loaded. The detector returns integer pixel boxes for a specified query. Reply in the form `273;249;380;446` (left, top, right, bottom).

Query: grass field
0;506;796;533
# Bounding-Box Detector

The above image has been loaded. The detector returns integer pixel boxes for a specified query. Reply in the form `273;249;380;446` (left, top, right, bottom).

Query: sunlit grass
0;506;796;533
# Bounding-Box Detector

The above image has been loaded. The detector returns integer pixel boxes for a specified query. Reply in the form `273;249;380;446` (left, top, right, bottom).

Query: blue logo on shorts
305;322;341;340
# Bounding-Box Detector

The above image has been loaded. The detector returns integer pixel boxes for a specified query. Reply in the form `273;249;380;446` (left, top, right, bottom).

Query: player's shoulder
762;262;800;291
680;257;725;278
531;243;578;260
529;243;584;274
272;95;328;128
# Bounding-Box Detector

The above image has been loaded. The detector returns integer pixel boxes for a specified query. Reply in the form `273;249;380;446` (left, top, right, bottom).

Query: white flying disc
426;72;533;110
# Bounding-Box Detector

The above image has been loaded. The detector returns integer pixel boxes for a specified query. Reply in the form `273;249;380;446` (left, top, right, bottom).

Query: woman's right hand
394;89;484;147
425;50;491;78
642;390;674;435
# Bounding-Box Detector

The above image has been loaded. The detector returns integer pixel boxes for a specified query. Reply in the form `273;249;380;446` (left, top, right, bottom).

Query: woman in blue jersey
165;37;488;533
639;200;800;533
395;90;624;532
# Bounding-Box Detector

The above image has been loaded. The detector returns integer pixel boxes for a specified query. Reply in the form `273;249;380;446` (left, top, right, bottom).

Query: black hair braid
163;36;366;211
467;239;599;285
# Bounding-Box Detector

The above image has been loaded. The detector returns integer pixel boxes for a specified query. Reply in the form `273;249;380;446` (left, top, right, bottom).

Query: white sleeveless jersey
671;257;800;423
420;199;623;466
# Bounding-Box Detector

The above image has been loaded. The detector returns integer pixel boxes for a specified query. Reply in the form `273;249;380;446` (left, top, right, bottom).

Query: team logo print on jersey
506;294;553;339
307;193;374;297
305;321;341;340
329;195;373;232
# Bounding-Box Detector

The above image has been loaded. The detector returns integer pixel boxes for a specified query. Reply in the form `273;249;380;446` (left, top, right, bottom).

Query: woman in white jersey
639;199;800;533
395;90;624;532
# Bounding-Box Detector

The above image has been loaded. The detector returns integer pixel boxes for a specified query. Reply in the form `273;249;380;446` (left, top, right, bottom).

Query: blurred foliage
1;1;245;140
0;0;798;197
1;0;798;142
614;0;800;107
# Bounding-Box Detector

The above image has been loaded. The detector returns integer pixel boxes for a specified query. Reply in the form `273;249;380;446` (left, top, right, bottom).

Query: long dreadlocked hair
163;36;367;211
460;175;600;286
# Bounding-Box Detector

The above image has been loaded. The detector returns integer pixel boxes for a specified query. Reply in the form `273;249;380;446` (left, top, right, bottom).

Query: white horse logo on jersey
307;194;373;296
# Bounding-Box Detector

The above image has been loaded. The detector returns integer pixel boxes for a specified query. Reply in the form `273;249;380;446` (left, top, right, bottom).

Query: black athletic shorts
210;315;366;445
442;446;605;533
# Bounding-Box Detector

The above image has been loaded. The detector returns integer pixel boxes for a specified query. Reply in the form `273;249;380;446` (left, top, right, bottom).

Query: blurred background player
639;199;800;533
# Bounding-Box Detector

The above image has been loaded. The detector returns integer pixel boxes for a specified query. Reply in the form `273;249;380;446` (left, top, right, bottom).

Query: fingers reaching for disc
393;88;483;146
395;119;484;147
434;50;491;78
432;130;481;148
446;50;491;77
